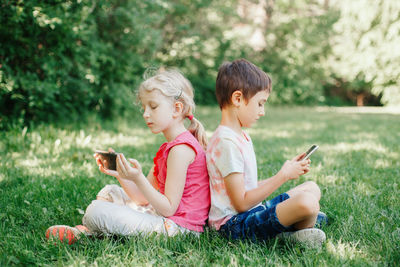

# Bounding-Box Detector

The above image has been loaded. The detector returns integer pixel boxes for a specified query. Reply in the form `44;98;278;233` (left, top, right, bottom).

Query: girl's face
237;90;269;128
140;90;176;134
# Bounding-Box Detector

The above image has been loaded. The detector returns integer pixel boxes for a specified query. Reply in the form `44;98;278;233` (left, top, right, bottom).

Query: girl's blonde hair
138;68;208;149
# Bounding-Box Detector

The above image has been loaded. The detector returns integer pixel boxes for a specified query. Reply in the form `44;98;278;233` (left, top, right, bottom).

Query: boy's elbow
232;202;248;213
236;207;248;213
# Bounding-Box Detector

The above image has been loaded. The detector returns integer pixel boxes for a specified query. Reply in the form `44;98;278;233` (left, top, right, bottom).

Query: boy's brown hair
215;59;272;109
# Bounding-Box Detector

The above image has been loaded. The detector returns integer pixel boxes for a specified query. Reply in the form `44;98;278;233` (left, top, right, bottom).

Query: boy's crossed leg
219;181;327;248
277;181;320;229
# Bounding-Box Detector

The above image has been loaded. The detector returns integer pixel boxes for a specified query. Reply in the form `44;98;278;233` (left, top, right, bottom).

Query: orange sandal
45;225;88;245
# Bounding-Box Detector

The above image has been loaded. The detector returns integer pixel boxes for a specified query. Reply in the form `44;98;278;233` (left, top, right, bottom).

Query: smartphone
94;150;118;170
302;145;319;160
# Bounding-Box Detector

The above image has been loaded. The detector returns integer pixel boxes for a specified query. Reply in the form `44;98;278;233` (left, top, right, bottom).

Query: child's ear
231;90;243;107
173;101;184;117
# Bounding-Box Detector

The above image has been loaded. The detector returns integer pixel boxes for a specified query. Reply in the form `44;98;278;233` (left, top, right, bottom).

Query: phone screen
303;145;319;160
95;151;117;170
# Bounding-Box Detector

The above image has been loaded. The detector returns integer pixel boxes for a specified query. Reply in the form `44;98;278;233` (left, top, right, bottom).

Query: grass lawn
1;106;399;266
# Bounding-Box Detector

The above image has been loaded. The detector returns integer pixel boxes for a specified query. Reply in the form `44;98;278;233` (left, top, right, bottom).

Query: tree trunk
357;93;365;106
264;0;275;27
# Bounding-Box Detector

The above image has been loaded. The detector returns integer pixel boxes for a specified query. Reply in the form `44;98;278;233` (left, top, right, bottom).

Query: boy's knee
295;192;320;217
303;181;321;200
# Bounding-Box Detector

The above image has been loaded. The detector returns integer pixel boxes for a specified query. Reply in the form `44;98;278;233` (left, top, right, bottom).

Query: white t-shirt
206;125;260;230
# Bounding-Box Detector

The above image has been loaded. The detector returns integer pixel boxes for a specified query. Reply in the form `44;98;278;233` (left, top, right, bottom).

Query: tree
326;0;400;106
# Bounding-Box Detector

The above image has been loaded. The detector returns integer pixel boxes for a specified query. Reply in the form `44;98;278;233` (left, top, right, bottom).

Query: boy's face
237;90;269;128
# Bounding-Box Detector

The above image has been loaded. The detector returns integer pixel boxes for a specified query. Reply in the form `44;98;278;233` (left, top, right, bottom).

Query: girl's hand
116;154;143;182
278;153;311;181
94;147;120;178
98;160;120;178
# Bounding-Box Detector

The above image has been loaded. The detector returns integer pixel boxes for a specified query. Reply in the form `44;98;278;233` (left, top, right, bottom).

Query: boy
206;59;327;248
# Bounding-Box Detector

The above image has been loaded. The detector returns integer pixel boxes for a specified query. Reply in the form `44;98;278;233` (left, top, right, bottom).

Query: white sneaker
276;228;326;248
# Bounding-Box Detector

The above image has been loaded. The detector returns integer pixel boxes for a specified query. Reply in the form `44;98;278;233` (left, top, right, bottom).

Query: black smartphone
94;150;118;170
303;145;319;160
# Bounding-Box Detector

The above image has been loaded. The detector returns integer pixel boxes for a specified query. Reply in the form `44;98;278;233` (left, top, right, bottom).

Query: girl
46;69;211;244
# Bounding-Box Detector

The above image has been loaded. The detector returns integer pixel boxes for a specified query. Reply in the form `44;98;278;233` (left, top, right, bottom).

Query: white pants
82;184;192;237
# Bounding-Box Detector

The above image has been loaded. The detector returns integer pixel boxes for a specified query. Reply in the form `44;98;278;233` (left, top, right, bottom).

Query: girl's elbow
163;211;175;217
161;207;178;217
137;200;149;206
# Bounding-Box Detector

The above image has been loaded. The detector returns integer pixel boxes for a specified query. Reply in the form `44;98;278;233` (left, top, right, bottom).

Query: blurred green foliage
326;0;400;107
1;0;167;126
1;0;399;128
251;1;340;105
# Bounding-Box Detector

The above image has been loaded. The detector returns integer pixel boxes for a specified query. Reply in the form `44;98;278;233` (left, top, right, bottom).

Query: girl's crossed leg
46;184;188;244
83;184;190;237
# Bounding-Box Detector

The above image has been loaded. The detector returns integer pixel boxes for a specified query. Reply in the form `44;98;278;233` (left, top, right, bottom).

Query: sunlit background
1;0;399;128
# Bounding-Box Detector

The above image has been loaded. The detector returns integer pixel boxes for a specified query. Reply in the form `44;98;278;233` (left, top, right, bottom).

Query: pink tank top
153;131;210;232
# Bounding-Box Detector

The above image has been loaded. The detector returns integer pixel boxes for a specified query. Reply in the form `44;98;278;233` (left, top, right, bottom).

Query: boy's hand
295;152;306;161
278;153;311;181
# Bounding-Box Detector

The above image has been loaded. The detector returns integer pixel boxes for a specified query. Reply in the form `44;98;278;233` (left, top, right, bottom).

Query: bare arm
113;166;156;205
116;144;195;217
225;153;310;213
225;172;287;212
95;157;155;205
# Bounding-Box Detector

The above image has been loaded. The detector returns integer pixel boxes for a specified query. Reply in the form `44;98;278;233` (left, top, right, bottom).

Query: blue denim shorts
219;193;295;241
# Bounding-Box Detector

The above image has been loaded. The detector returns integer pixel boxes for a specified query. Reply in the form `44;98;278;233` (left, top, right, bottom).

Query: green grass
1;106;399;266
